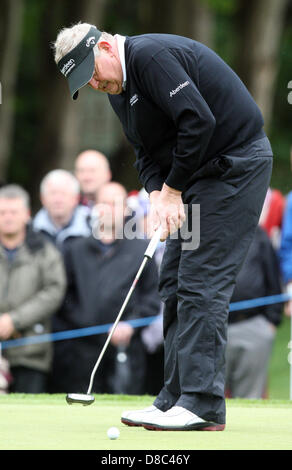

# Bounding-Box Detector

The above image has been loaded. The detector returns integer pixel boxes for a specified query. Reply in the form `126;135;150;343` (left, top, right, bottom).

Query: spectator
225;225;283;399
74;149;112;208
49;181;161;395
259;187;285;249
33;169;91;250
0;184;66;393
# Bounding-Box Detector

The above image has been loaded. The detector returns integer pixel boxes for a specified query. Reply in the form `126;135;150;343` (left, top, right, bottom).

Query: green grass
268;315;291;399
0;317;290;451
0;394;292;450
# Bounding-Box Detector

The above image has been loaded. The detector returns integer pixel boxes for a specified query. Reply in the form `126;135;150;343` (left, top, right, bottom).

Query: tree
0;0;24;183
235;0;289;131
29;0;107;208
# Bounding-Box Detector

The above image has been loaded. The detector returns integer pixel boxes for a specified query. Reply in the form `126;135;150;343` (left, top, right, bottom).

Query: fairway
0;394;292;451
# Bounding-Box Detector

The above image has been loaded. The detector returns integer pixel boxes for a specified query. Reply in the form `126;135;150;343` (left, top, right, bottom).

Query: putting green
0;394;292;450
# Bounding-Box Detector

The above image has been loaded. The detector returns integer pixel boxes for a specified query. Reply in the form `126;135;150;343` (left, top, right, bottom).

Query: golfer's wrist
149;190;161;203
162;183;182;197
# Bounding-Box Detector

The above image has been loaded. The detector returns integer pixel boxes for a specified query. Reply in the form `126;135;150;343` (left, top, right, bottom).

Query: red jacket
260;188;285;236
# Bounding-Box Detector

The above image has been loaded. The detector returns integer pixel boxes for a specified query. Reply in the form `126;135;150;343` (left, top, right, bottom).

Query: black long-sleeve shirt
109;33;264;193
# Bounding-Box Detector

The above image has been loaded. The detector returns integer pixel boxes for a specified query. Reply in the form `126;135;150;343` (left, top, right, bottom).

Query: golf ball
107;427;120;440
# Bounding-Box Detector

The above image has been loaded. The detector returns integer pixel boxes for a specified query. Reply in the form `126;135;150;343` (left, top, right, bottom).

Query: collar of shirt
115;34;127;91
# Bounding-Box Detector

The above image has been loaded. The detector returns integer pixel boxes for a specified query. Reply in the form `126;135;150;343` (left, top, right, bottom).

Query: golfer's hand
0;313;15;340
109;322;134;347
149;184;186;241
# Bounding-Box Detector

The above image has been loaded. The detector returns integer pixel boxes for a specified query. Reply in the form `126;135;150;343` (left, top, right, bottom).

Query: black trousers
154;135;273;424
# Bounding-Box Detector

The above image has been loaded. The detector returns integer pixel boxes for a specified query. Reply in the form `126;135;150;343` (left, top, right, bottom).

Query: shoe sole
121;418;143;427
143;422;225;431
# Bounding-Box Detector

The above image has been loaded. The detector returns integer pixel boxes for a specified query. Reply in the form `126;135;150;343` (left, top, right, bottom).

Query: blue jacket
279;192;292;283
33;205;91;250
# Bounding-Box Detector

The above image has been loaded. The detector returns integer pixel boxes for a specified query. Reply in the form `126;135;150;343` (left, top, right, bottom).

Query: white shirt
115;34;127;90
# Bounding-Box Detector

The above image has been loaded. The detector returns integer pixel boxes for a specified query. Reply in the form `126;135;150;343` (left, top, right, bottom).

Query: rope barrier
1;292;291;350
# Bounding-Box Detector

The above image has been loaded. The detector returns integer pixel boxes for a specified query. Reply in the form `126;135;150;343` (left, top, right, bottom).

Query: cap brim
68;50;95;100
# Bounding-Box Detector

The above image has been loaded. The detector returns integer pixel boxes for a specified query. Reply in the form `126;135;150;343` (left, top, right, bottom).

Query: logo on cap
86;36;96;47
61;58;76;77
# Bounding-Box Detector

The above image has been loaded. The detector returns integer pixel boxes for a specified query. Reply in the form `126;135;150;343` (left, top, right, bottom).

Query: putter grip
144;226;162;259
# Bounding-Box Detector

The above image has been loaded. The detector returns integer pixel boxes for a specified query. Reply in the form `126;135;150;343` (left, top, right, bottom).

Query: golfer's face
88;48;123;95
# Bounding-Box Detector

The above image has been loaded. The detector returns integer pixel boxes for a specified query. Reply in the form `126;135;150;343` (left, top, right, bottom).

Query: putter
66;226;162;405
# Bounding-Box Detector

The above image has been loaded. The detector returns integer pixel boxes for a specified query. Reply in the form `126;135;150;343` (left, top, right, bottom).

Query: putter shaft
87;256;148;394
86;227;162;395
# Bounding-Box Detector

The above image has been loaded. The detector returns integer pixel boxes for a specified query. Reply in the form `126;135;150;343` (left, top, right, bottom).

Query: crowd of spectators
0;149;290;399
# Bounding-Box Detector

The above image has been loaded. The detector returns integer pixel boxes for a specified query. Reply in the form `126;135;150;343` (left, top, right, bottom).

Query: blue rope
229;293;291;311
1;293;290;350
1;316;160;350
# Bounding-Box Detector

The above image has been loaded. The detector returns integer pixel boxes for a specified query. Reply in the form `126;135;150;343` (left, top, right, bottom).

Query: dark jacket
109;34;264;193
54;235;161;333
49;235;161;393
229;226;283;326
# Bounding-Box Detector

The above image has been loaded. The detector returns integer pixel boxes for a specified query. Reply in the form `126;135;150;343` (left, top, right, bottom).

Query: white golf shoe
142;406;225;431
121;405;165;427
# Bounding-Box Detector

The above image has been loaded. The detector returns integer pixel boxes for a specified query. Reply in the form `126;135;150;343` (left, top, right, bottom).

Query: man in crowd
0;185;66;392
75;149;112;208
33;169;91;250
225;225;283;399
49;181;161;395
53;23;273;431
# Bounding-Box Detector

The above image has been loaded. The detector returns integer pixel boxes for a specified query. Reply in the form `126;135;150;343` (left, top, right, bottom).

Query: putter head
66;393;95;406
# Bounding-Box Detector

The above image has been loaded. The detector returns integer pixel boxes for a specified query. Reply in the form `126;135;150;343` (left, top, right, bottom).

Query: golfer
53;23;273;431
